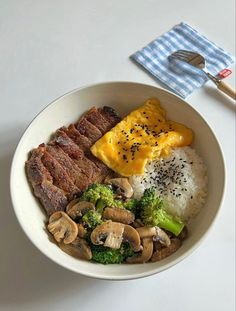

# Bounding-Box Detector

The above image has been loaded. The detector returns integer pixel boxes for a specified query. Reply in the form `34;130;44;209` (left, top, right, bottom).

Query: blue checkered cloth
131;22;235;98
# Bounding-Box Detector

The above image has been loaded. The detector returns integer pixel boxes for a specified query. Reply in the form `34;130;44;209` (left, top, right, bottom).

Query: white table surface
0;1;235;310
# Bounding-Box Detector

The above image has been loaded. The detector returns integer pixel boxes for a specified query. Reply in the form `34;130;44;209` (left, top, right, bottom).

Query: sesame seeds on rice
129;146;208;222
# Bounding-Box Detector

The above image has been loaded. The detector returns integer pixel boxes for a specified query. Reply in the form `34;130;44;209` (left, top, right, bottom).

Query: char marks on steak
76;118;102;142
61;124;92;151
26;106;120;215
84;107;112;133
46;144;90;191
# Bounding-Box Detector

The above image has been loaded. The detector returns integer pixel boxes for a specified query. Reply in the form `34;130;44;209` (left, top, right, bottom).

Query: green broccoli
79;183;115;212
82;210;102;229
91;243;134;264
139;188;185;236
123;198;139;214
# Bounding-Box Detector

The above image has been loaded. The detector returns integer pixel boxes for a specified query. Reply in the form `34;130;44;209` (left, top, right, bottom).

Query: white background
0;1;235;310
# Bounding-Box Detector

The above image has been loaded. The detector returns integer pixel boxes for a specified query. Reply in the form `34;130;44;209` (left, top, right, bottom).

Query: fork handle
206;72;236;100
216;80;236;100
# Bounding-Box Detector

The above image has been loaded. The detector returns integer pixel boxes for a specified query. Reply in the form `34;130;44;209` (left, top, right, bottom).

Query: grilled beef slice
84;107;112;133
46;144;90;191
26;147;68;215
60;124;92;151
26;106;121;215
53;130;102;181
41;147;80;200
99;106;121;127
76;118;102;143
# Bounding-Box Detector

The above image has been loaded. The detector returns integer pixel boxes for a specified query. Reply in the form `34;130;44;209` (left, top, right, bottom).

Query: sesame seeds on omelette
90;98;193;177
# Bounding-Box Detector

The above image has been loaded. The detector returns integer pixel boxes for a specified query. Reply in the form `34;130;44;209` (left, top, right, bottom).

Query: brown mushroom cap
136;226;171;247
77;223;87;238
123;224;141;252
66;201;95;219
103;207;135;224
66;198;80;212
48;211;78;244
126;237;153;263
59;237;92;260
90;221;141;251
107;178;134;198
151;238;182;262
90;221;125;249
132;219;144;228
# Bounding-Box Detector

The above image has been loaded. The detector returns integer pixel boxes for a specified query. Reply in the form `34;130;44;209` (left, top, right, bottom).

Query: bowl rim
10;81;226;280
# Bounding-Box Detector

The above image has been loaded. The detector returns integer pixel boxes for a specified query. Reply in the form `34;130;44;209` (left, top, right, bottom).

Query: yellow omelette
91;98;193;176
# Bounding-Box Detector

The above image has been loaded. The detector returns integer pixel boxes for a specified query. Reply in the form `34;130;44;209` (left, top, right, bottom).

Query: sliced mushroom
59;237;92;260
66;198;80;212
126;237;153;263
136;226;171;247
151;238;182;262
132;219;144;228
48;211;78;244
77;223;87;238
66;201;95;219
90;221;141;251
123;224;141;252
103;207;135;224
90;221;125;249
107;178;133;198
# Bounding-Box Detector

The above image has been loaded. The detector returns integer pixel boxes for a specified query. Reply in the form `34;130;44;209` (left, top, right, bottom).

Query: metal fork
169;50;236;100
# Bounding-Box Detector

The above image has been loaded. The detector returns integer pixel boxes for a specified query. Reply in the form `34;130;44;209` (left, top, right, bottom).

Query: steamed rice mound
129;146;208;222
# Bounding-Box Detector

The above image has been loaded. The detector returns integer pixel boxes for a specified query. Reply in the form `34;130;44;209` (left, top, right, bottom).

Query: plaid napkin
131;22;235;98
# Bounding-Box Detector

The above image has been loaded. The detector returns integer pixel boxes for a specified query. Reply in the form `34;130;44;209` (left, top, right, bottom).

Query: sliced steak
26;147;53;185
46;144;90;191
85;151;111;175
41;147;80;200
26;106;121;215
53;130;102;181
25;147;68;215
60;124;92;151
99;106;121;128
34;181;68;216
84;107;112;133
76;118;102;143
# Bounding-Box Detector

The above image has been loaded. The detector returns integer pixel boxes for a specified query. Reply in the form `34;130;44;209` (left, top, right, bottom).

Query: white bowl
10;82;225;280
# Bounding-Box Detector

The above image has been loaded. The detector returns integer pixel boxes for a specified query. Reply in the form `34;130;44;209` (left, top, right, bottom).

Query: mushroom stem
136;226;171;247
126;237;153;264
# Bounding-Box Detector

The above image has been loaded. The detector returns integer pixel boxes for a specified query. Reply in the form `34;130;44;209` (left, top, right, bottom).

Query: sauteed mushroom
90;221;124;249
77;223;87;238
103;207;135;224
107;178;134;198
136;226;171;247
66;201;95;219
90;221;141;251
59;237;92;260
48;211;78;244
126;237;153;264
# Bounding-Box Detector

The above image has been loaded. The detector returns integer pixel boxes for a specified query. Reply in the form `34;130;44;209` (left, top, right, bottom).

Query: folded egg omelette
91;98;193;176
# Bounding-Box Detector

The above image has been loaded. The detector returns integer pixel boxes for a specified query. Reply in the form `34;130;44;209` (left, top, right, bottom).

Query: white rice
129;146;208;222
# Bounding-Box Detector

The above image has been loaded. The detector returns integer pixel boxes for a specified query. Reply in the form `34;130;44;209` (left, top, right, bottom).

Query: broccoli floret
82;210;102;229
80;183;114;205
112;199;124;208
123;198;139;213
140;188;185;236
91;243;134;264
80;183;117;214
